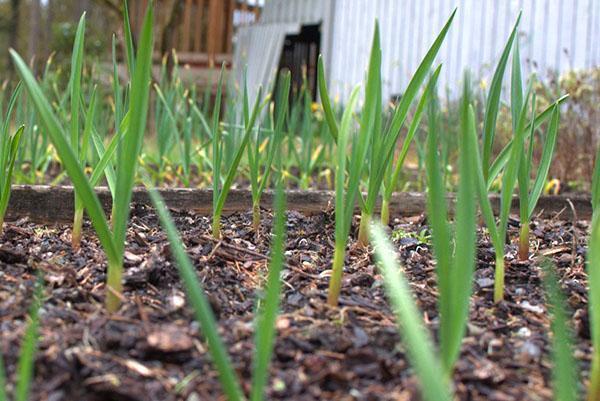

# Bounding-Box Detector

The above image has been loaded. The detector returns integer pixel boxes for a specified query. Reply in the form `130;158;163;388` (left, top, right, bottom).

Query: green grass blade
588;213;600;400
499;82;532;238
541;259;578;401
369;223;453;401
316;56;368;212
317;55;338;142
528;103;559;218
336;86;360;240
510;40;523;134
250;174;286;401
443;103;477;373
257;73;290;196
122;0;135;75
482;12;522;179
0;353;6;401
350;20;383;223
465;89;501;257
80;87;98;165
112;34;124;126
212;65;225;208
363;10;456;223
1;126;26;222
112;1;154;257
153;83;180;152
424;75;453;369
487;95;568;189
147;187;244;401
10;49;119;266
487;140;512;190
107;1;153;311
189;99;213;140
517;94;537;259
385;67;441;200
213;88;265;237
15;276;44;401
382;9;456;160
327;85;360;306
86;112;130;191
69;13;86;152
0;82;22;171
593;143;600;212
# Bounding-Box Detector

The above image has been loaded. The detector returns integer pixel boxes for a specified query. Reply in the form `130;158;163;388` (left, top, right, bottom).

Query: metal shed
233;0;600;103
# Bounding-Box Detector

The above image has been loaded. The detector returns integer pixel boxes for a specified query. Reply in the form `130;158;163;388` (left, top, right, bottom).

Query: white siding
234;22;301;101
235;0;600;103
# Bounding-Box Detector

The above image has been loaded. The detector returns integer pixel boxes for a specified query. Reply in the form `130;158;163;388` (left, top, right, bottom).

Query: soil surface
0;205;593;400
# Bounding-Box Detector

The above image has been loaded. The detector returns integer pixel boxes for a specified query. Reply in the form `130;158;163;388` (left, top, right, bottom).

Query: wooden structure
5;186;593;224
128;0;261;67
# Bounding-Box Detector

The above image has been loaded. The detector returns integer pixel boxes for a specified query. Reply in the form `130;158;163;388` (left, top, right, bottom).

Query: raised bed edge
4;185;593;224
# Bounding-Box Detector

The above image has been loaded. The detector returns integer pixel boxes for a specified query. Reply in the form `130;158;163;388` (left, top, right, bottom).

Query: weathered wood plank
4;185;593;224
182;0;193;51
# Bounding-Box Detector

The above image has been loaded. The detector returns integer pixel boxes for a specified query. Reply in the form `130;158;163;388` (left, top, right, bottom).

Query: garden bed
0;195;593;400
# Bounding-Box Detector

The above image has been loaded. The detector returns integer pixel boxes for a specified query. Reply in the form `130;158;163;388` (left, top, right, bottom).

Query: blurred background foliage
0;0;116;74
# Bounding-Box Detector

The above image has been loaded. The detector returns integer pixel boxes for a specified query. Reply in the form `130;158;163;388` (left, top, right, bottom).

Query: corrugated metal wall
234;0;334;101
234;22;301;99
235;0;600;102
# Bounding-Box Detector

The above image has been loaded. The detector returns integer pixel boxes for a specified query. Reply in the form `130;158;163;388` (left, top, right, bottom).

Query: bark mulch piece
0;206;592;400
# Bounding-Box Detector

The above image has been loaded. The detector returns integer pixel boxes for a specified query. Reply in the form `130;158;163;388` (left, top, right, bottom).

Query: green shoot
211;67;225;237
369;223;453;401
248;71;289;232
517;101;560;260
122;0;135;76
317;12;455;245
381;67;441;224
482;12;522;181
0;276;44;401
513;38;561;260
486;94;568;190
469;22;546;302
69;13;87;248
480;77;531;303
147;187;245;401
286;74;325;190
212;76;266;238
588;213;600;401
327;86;362;306
72;87;99;248
592;144;600;213
14;277;43;401
106;1;154;312
147;170;288;401
357;12;456;245
541;259;578;401
0;83;24;232
9;1;154;312
250;150;286;401
425;76;477;373
317;55;338;142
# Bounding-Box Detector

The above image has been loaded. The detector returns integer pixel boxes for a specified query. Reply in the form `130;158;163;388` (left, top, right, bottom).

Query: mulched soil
0;204;593;400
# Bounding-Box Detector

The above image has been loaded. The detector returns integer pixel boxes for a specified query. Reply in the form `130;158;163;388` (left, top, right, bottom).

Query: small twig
106;285;127;304
135;296;151;333
206;240;222;260
200;234;321;278
202;235;263;259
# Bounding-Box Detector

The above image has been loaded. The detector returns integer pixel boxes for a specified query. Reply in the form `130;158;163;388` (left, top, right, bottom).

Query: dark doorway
277;24;321;100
